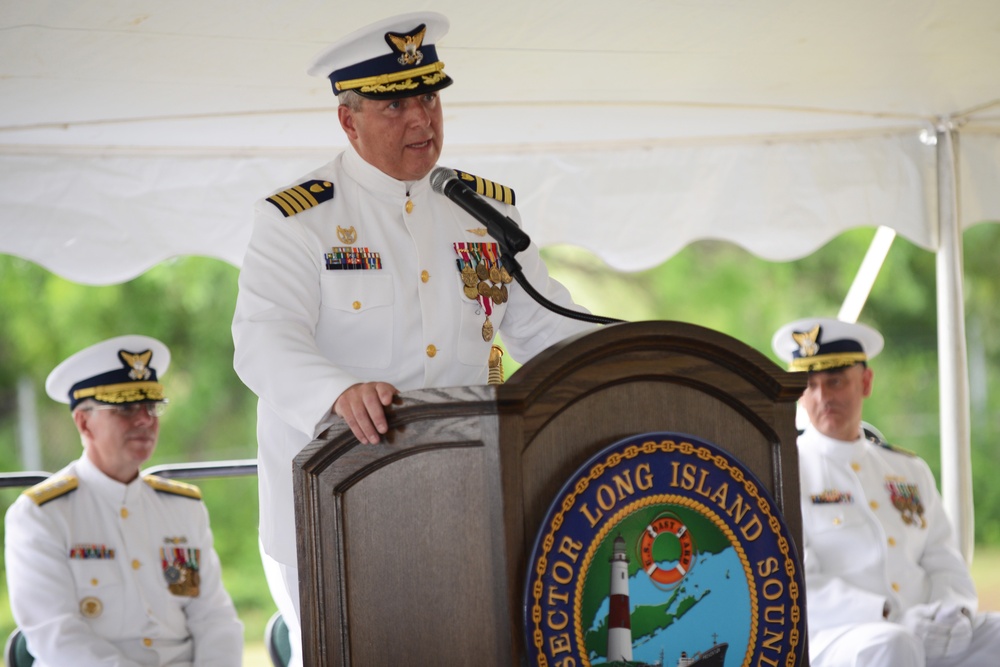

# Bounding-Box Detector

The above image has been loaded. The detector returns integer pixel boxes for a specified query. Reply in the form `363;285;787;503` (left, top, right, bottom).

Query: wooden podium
293;321;807;665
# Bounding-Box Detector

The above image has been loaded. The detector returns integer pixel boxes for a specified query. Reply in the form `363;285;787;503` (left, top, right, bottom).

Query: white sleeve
183;501;244;666
495;208;599;363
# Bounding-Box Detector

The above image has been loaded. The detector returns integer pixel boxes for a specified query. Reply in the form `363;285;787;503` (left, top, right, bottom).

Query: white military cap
307;12;453;99
45;335;170;409
771;317;883;372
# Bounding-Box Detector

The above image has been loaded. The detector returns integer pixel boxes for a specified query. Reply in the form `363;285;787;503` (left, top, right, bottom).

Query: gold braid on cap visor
790;352;867;373
335;62;446;94
72;381;165;404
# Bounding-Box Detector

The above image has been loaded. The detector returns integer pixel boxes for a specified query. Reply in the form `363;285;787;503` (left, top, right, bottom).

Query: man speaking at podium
232;12;592;665
773;317;1000;666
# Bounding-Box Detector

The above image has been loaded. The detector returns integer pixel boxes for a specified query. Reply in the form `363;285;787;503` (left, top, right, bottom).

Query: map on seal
524;433;803;667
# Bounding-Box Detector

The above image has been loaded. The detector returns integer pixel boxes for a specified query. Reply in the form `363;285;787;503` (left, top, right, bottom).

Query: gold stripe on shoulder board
454;170;515;206
266;180;335;217
143;475;203;500
24;474;79;506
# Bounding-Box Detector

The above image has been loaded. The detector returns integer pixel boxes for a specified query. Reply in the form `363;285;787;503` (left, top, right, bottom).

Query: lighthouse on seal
606;534;633;662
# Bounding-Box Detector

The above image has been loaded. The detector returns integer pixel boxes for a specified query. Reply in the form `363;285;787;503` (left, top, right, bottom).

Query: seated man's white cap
307;12;453;100
771;317;883;373
45;335;170;410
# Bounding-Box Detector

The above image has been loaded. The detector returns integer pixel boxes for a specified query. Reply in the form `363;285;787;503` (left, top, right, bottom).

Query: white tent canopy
2;0;998;554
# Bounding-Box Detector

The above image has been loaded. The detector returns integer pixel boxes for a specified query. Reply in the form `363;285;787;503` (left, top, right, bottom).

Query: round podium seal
524;433;803;667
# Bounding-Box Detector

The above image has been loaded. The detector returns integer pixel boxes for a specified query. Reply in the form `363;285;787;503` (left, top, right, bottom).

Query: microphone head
430;166;457;194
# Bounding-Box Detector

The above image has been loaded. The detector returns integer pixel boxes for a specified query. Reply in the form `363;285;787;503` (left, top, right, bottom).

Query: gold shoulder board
143;475;203;500
24;474;79;506
454;170;516;206
875;441;918;458
265;179;335;217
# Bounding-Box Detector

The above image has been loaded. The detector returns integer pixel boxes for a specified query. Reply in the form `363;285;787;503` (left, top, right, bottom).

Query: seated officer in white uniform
772;317;1000;667
4;335;244;666
232;12;594;666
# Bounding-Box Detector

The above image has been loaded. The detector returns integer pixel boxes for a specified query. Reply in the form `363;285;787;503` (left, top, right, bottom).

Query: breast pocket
70;559;125;636
805;504;878;572
318;272;395;369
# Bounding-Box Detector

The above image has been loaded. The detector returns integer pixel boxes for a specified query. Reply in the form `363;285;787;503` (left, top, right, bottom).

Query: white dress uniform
233;145;595;568
798;425;1000;666
4;454;244;667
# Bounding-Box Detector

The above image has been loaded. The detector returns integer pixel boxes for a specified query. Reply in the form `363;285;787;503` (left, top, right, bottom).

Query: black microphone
430;167;531;254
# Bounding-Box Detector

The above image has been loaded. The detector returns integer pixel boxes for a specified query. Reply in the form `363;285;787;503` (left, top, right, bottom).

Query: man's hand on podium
333;381;399;445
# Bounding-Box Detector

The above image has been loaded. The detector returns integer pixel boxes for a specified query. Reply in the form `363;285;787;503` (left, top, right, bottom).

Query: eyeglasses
80;402;168;418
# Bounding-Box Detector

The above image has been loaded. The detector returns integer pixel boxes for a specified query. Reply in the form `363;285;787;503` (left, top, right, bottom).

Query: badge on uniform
810;489;854;505
453;242;513;341
69;544;116;559
886;480;926;528
325;246;382;270
160;547;201;597
80;596;103;619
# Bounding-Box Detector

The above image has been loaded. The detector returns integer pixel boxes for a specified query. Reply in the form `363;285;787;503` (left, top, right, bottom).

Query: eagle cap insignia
337;226;358;245
385;24;426;66
119;350;153;381
792;324;821;358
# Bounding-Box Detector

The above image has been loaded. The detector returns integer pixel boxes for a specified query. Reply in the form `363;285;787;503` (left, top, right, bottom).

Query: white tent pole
838;226;896;324
935;124;974;563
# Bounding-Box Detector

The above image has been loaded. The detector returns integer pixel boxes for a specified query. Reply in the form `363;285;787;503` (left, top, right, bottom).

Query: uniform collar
800;425;866;462
77;451;145;504
342;145;432;201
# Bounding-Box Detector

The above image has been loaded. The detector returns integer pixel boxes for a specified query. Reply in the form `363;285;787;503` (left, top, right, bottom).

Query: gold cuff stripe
73;381;164;403
790;352;867;372
336;62;446;92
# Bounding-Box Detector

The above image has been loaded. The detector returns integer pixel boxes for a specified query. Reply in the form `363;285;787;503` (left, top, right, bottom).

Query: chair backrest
4;627;35;667
264;611;291;667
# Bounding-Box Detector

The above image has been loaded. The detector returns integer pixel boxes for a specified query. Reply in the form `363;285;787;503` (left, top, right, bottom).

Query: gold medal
500;284;508;303
491;285;503;305
463;284;479;300
476;262;489;281
489;265;502;284
482;316;494;341
461;266;478;287
499;267;513;284
477;281;491;297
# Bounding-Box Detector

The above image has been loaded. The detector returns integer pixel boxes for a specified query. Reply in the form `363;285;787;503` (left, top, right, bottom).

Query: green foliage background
1;222;999;648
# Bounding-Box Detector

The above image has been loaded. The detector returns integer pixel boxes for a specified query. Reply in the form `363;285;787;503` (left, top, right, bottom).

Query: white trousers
260;545;303;667
811;613;1000;667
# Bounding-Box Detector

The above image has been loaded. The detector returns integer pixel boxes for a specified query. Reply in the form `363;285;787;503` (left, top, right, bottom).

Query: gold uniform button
352;301;361;310
420;270;430;283
869;500;879;510
892;582;900;592
405;200;414;214
851;462;861;471
143;638;153;647
426;344;437;358
888;537;897;546
120;508;129;519
91;578;99;586
132;559;141;570
832;517;842;525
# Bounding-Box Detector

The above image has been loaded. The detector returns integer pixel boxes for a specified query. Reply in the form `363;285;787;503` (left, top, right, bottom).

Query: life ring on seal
637;512;696;589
